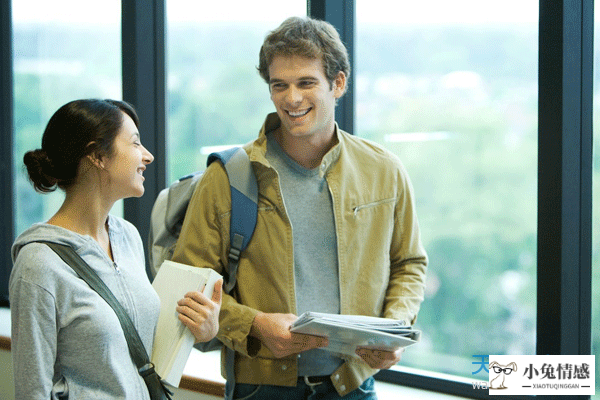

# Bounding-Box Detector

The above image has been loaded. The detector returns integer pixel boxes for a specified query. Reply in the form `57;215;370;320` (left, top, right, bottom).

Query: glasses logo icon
489;361;517;390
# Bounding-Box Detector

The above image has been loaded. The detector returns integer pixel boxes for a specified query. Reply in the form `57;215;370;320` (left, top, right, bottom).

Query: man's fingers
291;333;328;351
355;347;404;369
212;279;223;304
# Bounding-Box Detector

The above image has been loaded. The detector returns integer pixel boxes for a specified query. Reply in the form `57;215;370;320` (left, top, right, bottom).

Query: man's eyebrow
269;76;318;84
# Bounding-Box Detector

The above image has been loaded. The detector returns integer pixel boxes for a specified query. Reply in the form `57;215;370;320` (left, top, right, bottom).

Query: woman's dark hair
23;99;140;193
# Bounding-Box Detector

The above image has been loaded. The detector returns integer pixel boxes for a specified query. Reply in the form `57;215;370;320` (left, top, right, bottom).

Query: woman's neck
47;183;115;259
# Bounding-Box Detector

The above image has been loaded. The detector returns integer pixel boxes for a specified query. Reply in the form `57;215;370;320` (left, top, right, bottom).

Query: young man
172;16;428;400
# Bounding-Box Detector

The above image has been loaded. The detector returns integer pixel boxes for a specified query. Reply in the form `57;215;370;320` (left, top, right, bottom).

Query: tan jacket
172;113;427;396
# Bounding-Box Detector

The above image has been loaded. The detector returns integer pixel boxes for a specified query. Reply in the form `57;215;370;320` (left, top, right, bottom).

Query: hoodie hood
11;216;117;263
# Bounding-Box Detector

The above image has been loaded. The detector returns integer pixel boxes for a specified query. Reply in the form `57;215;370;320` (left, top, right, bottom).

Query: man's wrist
249;312;265;339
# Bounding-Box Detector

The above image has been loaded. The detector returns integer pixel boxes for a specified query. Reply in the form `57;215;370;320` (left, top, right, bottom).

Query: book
151;260;222;387
290;312;420;358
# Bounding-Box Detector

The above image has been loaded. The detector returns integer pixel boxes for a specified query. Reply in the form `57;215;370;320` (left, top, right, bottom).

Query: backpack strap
207;147;257;400
207;147;258;294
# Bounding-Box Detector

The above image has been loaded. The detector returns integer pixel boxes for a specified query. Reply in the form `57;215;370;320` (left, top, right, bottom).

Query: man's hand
355;346;405;369
250;312;328;358
177;279;223;343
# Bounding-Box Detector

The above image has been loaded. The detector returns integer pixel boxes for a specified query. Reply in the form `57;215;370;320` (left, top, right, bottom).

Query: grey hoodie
9;215;160;399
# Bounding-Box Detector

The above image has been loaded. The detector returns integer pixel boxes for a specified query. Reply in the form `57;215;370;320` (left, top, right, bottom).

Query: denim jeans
232;376;377;400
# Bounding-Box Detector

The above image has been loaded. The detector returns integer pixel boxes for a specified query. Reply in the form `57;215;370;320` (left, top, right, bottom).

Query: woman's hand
176;279;223;343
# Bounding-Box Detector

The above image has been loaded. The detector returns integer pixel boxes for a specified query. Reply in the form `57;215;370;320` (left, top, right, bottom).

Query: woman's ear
86;153;104;170
85;141;105;170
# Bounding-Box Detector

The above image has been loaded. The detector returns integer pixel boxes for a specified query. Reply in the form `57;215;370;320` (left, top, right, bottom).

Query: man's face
268;55;345;144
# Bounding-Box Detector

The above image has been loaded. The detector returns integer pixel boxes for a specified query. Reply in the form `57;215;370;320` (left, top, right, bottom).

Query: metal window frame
537;0;593;362
308;0;355;135
0;0;13;306
121;0;167;279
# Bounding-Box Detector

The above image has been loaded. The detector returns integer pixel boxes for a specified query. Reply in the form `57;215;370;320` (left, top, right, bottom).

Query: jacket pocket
352;197;396;216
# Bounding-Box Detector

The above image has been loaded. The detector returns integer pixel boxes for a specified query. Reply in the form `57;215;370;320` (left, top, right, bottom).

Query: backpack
148;146;256;399
148;145;258;295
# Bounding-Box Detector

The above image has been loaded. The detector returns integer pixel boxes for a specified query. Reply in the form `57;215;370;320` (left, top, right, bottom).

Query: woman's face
101;112;154;200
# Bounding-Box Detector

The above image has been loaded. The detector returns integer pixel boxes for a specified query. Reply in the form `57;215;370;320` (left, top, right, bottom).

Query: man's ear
333;71;347;98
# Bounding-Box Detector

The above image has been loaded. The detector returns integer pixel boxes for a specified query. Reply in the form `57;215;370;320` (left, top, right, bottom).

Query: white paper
290;312;420;358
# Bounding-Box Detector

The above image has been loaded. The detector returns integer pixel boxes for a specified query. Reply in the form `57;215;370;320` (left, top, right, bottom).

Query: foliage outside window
12;0;122;236
356;0;538;383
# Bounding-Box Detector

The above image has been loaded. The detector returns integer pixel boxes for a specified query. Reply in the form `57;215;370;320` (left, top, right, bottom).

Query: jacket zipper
353;197;396;216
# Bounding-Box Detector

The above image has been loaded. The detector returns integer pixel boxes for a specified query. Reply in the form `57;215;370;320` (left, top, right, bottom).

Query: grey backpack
148;147;257;400
148;147;258;293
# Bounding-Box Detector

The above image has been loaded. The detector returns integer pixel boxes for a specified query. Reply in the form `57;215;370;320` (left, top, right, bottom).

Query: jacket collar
251;112;343;177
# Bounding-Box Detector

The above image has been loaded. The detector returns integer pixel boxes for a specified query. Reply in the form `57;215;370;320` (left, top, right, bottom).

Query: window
12;0;122;237
356;0;538;382
166;1;306;184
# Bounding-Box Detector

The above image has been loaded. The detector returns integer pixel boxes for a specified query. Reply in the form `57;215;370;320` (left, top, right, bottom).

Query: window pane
12;0;122;236
166;1;306;184
356;0;538;381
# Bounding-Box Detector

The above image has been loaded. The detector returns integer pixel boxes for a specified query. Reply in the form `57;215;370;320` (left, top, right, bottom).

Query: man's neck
273;127;337;170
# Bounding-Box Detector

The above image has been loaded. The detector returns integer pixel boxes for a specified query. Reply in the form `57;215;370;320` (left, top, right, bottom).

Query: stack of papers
290;312;420;358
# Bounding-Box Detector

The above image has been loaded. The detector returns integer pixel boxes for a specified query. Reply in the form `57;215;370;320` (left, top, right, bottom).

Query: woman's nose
143;146;154;164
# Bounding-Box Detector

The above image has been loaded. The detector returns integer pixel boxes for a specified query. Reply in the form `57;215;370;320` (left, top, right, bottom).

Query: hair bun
23;149;60;193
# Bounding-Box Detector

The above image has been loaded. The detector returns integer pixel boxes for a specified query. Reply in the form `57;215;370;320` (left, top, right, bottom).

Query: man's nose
285;85;302;104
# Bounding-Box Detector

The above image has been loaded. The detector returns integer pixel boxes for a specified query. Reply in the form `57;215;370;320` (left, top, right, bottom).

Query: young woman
9;99;222;399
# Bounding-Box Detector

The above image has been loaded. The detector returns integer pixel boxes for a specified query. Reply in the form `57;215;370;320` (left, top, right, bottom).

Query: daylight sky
12;0;538;26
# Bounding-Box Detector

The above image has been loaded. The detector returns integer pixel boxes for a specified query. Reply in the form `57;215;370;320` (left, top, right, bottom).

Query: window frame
0;0;13;307
0;0;594;399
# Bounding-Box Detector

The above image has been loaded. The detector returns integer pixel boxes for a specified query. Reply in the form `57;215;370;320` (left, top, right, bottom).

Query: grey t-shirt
266;134;344;376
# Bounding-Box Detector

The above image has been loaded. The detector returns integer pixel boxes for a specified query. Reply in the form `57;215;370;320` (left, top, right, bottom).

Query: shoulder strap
206;148;257;400
39;241;173;399
38;241;150;369
207;147;258;293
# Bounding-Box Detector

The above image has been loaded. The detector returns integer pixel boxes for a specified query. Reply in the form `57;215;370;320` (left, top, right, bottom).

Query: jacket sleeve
10;276;57;398
171;162;260;357
384;161;428;325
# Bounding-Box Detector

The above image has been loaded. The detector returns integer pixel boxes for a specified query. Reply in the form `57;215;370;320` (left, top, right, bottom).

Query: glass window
356;0;538;381
12;0;122;236
166;1;306;184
